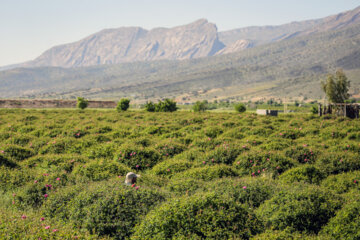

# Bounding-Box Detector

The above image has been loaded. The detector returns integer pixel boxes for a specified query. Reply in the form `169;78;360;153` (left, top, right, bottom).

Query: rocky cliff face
215;39;253;55
7;5;360;69
23;19;225;68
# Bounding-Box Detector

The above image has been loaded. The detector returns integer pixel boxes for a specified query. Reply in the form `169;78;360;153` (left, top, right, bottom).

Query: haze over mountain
2;5;359;70
0;6;360;101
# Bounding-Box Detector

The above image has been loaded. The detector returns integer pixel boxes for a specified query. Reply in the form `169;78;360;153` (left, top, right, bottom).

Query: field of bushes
0;109;360;239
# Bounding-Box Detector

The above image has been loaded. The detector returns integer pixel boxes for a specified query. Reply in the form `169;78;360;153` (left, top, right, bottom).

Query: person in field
124;172;140;185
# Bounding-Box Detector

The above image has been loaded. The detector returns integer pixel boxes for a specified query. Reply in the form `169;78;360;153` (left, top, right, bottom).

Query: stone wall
0;100;117;108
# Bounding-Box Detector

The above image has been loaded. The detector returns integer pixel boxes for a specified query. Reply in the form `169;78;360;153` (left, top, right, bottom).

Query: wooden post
318;104;322;117
344;104;346;118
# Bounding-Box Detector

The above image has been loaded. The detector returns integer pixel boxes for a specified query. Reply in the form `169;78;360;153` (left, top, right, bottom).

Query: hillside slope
1;22;360;101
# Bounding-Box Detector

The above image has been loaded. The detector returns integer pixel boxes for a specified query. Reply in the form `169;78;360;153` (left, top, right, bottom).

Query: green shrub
144;101;156;112
150;159;193;177
117;98;130;112
77;97;88;109
279;165;325;185
316;152;360;175
132;192;263;239
166;178;205;195
192;101;208;112
172;165;238;181
204;143;243;165
66;181;166;238
234;103;246;113
285;146;317;164
257;185;343;234
155;99;178;112
0;154;17;168
3;145;35;161
73;160;131;181
234;151;295;178
115;143;161;170
321;171;360;194
321;200;360;239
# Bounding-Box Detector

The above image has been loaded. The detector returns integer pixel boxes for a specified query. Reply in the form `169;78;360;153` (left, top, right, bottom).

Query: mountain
19;19;224;68
1;6;360;101
1;20;360;101
219;6;360;46
2;6;360;70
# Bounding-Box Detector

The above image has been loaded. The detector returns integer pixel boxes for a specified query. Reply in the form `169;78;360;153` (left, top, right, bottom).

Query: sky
0;0;359;66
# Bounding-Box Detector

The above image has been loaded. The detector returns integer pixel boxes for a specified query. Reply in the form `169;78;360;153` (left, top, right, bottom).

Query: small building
318;103;359;119
256;109;278;116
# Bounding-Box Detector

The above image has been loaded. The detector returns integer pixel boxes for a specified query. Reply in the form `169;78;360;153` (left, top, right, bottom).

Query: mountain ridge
2;6;360;69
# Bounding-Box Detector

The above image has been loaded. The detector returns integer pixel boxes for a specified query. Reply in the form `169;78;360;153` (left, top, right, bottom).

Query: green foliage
1;109;360;239
258;185;343;234
172;165;238;181
43;181;166;239
279;165;325;185
73;160;131;181
144;99;178;112
132;192;264;239
192;100;208;112
77;97;88;109
155;99;178;112
3;144;35;161
116;98;130;112
321;200;360;239
321;70;350;103
234;103;247;113
321;171;360;194
144;101;156;112
311;105;319;114
114;143;161;170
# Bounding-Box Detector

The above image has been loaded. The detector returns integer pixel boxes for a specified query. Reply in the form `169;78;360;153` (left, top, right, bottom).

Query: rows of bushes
0;109;360;239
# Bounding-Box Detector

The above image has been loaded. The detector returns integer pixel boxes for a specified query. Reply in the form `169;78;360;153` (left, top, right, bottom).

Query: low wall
0;100;117;108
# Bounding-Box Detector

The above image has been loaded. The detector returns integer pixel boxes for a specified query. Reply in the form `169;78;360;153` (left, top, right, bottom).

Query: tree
144;99;178;112
193;101;208;112
144;101;156;112
234;103;246;113
321;70;350;103
77;97;88;109
117;98;130;112
155;99;178;112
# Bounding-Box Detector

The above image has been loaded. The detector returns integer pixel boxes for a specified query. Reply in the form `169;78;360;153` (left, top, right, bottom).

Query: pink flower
267;158;270;161
258;170;261;173
167;169;170;172
0;150;4;154
236;162;240;165
136;165;140;168
53;229;58;232
202;161;206;164
243;186;247;189
12;193;16;197
56;178;60;181
43;173;49;176
45;226;50;229
34;180;38;183
21;215;27;219
44;194;48;198
251;172;255;176
131;184;136;188
354;180;358;184
118;176;121;178
135;186;140;190
40;217;45;221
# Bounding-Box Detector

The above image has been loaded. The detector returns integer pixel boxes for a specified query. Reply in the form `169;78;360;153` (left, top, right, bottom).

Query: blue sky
0;0;359;66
